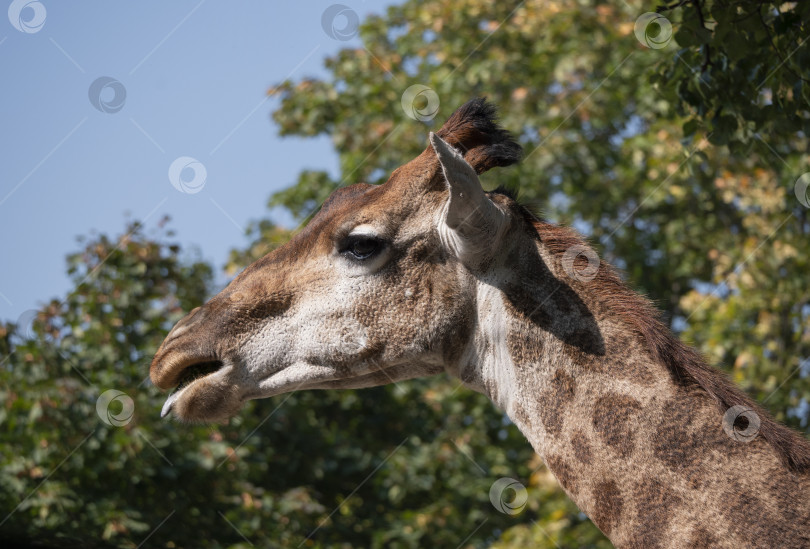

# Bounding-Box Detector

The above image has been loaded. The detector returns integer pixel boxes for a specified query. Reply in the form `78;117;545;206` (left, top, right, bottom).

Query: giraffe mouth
172;360;223;393
161;360;224;418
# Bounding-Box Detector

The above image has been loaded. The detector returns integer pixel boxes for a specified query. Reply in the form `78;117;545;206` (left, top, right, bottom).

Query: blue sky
0;0;398;323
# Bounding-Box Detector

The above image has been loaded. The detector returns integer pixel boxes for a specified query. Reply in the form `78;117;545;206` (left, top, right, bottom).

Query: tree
1;1;807;547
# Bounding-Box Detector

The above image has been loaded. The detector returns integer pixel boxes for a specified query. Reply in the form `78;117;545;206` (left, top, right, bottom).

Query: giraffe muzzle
159;359;224;418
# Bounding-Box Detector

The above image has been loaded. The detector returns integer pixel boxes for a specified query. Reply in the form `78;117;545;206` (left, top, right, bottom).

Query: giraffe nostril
151;304;222;391
165;306;204;342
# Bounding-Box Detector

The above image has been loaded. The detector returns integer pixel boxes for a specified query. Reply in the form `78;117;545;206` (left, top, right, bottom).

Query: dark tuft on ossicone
436;97;523;174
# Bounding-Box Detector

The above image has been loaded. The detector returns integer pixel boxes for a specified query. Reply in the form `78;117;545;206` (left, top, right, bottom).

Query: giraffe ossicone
151;98;810;547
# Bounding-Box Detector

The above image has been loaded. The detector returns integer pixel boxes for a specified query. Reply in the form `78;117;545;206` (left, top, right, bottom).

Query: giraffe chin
160;368;245;424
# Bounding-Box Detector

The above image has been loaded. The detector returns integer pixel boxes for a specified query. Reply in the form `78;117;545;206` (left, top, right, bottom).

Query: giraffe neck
453;236;810;548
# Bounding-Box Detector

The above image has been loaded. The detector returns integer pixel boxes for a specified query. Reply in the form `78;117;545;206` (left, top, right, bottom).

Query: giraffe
150;99;810;547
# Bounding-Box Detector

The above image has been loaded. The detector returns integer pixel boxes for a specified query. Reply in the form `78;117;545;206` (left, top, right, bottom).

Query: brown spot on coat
628;478;681;548
686;527;718;549
651;391;739;480
718;483;809;548
602;332;656;385
545;454;578;496
507;327;544;367
652;413;699;473
590;480;623;536
570;430;592;465
537;369;576;435
592;394;642;457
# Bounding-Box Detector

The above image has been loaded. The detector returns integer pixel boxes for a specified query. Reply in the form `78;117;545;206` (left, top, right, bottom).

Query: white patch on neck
464;278;518;416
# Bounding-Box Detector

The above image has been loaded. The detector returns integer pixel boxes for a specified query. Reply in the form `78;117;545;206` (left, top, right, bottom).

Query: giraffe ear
430;132;508;266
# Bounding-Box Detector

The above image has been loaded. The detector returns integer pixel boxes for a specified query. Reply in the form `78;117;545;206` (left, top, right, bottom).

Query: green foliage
656;0;810;149
2;0;808;548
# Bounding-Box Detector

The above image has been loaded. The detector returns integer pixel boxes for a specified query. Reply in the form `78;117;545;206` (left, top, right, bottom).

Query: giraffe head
150;99;523;422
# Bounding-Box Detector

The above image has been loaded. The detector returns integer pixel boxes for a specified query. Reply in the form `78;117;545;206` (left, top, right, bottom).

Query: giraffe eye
343;235;383;260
